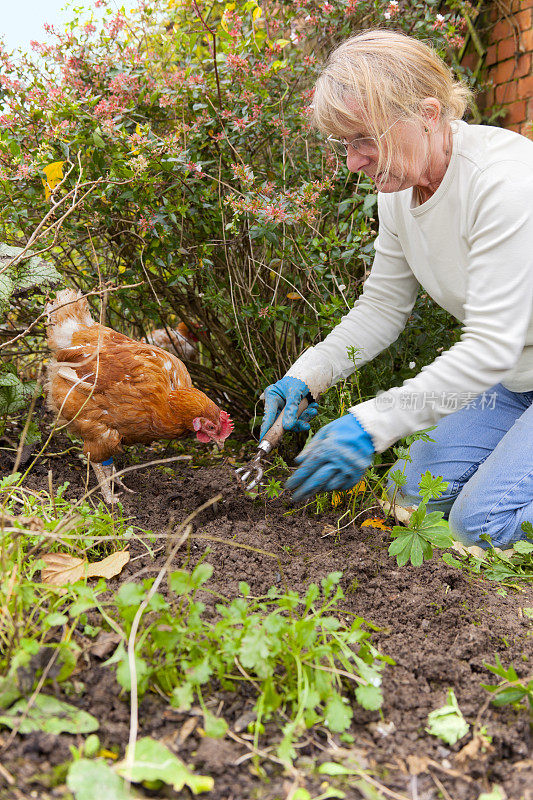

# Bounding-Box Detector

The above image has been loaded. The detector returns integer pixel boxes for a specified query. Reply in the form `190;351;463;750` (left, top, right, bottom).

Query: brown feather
45;290;228;463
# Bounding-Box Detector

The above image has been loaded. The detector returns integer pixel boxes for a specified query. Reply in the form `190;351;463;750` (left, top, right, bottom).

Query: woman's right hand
260;377;318;440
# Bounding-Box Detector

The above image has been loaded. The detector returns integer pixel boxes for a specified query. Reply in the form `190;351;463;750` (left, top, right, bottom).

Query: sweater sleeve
352;162;533;452
286;193;420;398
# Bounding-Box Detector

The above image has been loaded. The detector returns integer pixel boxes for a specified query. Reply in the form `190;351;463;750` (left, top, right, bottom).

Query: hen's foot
91;462;130;504
112;474;136;494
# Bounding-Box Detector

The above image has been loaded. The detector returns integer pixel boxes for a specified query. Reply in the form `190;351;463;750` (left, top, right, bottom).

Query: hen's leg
101;459;135;494
91;461;120;504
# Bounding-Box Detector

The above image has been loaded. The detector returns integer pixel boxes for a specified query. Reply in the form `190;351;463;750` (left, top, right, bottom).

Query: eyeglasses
326;120;399;158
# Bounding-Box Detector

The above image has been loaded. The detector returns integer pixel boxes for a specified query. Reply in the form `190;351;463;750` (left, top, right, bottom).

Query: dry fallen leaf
41;553;86;586
361;518;392;531
455;732;493;765
406;754;430;775
178;717;199;744
90;631;122;659
41;550;129;586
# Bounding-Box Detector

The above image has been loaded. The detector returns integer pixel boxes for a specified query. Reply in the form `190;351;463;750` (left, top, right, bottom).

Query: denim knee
448;493;489;548
448;489;520;550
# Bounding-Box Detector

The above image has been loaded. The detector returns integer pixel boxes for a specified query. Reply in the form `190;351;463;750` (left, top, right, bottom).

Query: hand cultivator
235;398;309;491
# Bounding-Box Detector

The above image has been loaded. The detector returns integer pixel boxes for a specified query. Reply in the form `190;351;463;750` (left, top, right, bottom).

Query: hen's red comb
219;410;234;440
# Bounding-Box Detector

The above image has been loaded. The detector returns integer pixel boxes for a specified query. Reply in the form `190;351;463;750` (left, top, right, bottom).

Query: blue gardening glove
285;414;374;502
260;376;318;440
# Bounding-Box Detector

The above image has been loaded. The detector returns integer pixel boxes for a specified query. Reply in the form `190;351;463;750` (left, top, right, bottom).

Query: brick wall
478;0;533;135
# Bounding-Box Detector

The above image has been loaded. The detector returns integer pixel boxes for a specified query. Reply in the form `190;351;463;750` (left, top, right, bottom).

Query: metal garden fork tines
235;398;309;491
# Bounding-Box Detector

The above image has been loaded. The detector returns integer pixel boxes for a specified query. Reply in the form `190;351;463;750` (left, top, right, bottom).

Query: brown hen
45;289;233;502
143;322;199;361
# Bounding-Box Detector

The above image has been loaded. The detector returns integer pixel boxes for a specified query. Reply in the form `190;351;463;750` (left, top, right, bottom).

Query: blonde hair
312;29;474;181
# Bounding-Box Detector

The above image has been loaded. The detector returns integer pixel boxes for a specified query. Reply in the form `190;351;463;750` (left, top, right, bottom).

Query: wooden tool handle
261;398;309;451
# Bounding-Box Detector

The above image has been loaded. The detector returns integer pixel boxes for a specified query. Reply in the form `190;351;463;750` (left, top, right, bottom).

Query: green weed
109;567;392;764
482;655;533;732
442;527;533;588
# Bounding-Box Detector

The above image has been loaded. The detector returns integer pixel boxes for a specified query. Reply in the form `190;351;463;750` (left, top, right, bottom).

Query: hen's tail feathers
45;289;95;351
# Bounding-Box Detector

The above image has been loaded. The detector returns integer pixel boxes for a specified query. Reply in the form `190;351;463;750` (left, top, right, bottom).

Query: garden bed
1;443;531;800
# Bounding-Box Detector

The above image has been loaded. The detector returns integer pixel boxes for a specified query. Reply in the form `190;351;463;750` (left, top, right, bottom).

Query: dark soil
1;438;532;800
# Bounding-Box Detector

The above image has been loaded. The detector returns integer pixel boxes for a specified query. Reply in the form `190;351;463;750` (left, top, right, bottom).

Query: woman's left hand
285;414;375;502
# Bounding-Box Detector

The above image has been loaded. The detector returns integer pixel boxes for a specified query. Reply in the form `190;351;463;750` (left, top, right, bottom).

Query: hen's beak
214;439;225;452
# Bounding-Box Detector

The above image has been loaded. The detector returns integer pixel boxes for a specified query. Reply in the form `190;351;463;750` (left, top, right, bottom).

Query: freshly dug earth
1;443;532;800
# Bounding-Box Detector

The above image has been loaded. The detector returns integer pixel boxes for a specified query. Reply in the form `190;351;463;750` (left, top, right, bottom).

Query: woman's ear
420;97;442;130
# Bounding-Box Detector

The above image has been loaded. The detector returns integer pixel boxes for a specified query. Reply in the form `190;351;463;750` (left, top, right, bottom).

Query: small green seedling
110;567;392;765
388;501;453;567
426;688;470;745
482;655;533;730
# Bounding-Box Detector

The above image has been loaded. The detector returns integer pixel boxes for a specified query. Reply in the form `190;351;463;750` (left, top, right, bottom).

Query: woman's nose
346;149;372;173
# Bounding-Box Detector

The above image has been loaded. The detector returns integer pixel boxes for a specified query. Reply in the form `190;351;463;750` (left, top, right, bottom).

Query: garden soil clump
2;449;532;800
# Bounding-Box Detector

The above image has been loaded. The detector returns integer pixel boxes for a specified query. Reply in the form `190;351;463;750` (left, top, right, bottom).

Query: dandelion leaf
0;694;99;734
116;736;214;794
67;759;131;800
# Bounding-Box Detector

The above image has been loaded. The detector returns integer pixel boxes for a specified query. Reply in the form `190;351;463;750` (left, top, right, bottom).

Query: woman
260;29;533;550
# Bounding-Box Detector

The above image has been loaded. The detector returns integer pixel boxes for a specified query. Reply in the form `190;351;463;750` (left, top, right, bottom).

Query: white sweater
287;120;533;452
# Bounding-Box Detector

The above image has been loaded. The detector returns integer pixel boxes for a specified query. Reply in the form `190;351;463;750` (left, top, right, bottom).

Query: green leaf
202;709;228;738
483;655;518;682
418;471;449;502
426;689;470;745
321;572;343;595
318;761;357;776
0;676;22;710
67;759;130;800
0;694;99;734
0;271;14;304
240;625;270;671
0;244;60;291
513;540;533;554
324;693;352;732
116;582;145;606
0;372;21;387
43;612;68;628
410;534;424;567
116;736;214;794
355;684;383;711
116;652;150;695
169;569;192;595
277;721;297;764
187;656;212;685
170;682;194;711
490;687;527;706
92;131;106;148
84;734;100;758
442;552;464;568
388;532;414;567
191;562;214;588
477;786;506;800
16;255;61;289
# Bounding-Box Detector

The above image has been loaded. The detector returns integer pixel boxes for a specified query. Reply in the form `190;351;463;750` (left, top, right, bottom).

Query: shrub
0;0;478;420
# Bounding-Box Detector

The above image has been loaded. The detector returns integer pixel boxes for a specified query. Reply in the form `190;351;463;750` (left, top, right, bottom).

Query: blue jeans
386;383;533;549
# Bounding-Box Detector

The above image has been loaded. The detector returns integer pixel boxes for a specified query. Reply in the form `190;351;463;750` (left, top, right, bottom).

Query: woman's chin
373;174;395;191
372;173;406;192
